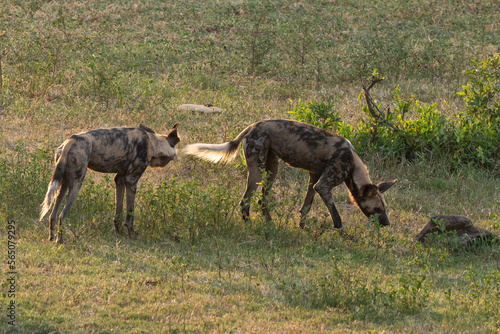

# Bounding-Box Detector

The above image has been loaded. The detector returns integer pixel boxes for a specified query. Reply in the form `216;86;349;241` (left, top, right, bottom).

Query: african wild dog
40;123;180;243
184;119;396;229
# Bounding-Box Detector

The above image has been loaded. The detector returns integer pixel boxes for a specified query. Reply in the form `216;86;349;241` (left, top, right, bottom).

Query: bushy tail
39;144;68;220
183;125;253;164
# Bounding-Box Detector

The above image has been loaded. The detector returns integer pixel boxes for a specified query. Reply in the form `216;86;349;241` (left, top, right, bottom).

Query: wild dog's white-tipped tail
39;180;61;220
40;140;70;221
184;123;254;164
183;143;238;164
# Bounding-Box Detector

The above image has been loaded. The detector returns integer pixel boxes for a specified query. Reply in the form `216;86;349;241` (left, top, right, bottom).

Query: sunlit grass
0;0;499;332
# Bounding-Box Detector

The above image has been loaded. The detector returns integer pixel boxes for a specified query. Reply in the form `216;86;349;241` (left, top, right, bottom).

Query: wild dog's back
75;127;150;174
247;119;353;174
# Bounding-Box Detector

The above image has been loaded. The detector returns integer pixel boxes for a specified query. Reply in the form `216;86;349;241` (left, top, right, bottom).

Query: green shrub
289;59;500;169
354;88;450;158
458;54;500;122
455;53;500;165
452;112;499;166
288;99;342;130
387;272;430;315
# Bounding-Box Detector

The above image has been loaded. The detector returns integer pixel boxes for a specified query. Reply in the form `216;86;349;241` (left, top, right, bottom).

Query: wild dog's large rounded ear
360;184;379;198
167;123;180;146
377;179;397;193
168;123;179;137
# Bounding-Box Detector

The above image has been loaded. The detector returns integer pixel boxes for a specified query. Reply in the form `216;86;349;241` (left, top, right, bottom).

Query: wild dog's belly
87;154;134;174
86;147;150;174
276;150;329;175
269;138;333;175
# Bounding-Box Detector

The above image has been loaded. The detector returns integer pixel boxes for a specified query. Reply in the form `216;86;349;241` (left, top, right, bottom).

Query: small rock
178;104;224;114
414;215;496;247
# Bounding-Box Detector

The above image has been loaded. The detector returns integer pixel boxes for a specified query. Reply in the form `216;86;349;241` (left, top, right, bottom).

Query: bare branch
363;77;383;92
362;77;400;133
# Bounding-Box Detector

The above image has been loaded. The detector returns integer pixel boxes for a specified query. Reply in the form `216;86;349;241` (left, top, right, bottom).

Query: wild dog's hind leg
259;151;278;221
113;174;125;234
299;172;320;229
48;182;68;241
240;157;262;221
240;138;267;221
56;177;86;243
55;143;90;243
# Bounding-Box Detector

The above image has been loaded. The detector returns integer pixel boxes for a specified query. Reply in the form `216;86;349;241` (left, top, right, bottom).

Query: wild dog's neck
345;175;362;206
345;150;372;205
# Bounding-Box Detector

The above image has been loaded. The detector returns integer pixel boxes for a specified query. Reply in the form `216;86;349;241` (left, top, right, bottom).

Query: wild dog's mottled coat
40;123;180;243
184;119;396;229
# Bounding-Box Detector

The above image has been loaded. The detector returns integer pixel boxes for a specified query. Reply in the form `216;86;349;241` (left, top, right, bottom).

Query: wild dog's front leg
299;172;320;229
314;182;343;228
313;167;345;229
113;174;125;234
124;176;140;237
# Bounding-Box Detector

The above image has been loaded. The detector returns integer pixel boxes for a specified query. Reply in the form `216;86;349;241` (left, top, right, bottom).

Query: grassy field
1;0;499;332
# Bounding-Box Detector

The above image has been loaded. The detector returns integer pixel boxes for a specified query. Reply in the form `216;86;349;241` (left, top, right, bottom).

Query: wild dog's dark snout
376;212;390;226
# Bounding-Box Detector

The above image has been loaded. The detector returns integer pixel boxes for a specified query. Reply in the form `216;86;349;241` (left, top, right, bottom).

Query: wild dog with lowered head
40;123;180;243
184;119;396;229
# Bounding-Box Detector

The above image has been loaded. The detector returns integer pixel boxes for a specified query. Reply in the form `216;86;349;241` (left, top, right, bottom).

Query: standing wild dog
40;123;180;243
184;119;396;229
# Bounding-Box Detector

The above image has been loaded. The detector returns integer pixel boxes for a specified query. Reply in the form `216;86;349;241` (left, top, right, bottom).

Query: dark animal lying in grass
40;123;180;243
184;119;396;229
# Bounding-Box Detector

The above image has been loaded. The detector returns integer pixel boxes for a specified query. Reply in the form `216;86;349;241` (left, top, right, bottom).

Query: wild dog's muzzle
372;212;390;226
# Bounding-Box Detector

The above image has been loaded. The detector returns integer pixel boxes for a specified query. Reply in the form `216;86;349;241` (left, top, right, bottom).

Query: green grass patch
0;0;499;332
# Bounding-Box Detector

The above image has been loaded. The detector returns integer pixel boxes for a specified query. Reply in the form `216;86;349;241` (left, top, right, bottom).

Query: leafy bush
458;54;500;122
289;58;500;169
354;88;450;158
277;256;431;317
452;112;499;166
288;99;341;130
454;54;500;165
387;272;430;315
